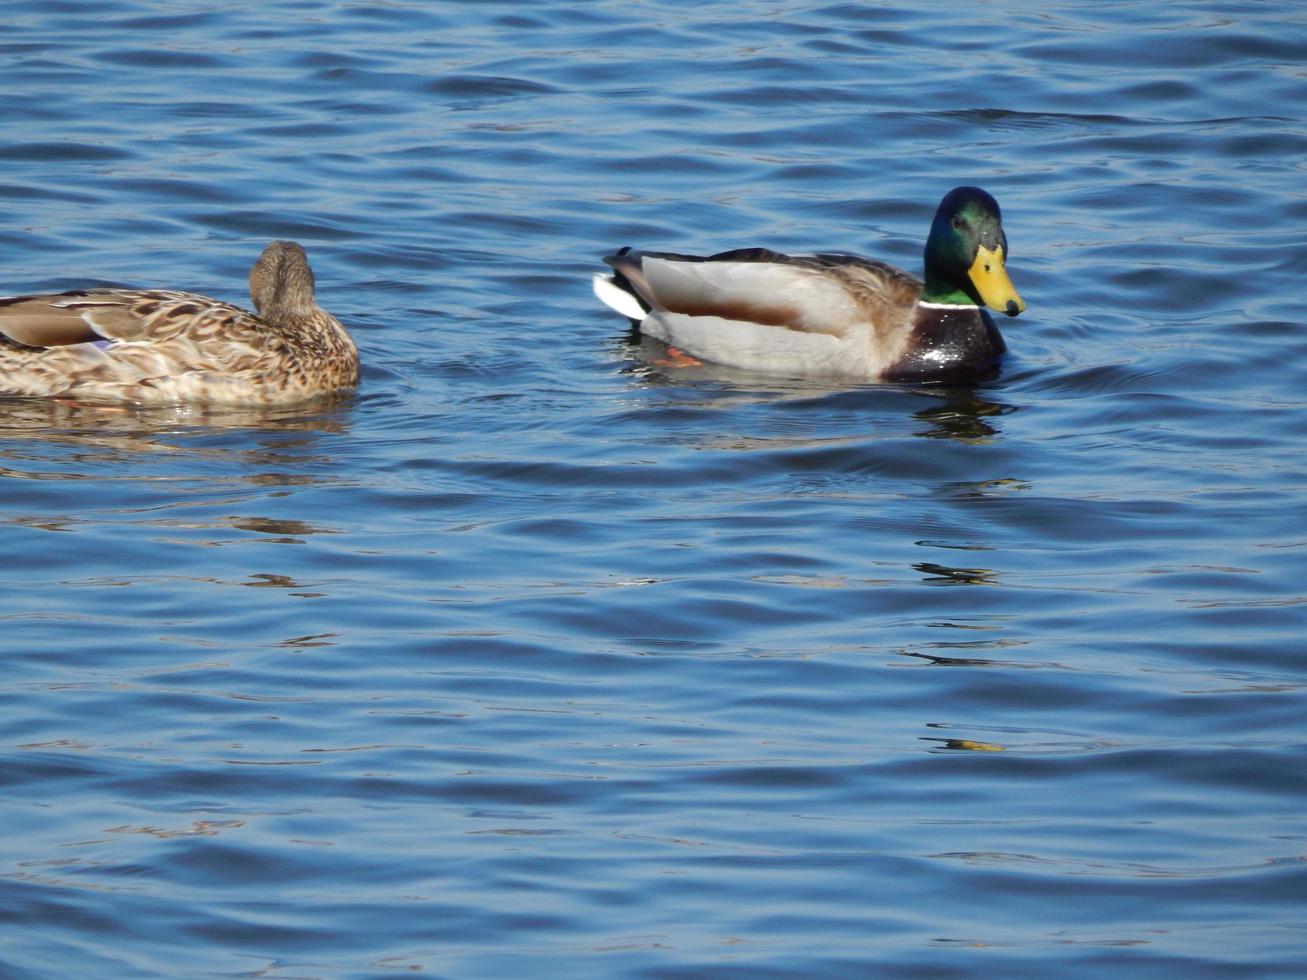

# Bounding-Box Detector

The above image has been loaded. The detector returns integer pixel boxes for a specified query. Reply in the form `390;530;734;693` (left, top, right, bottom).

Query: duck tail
592;269;647;321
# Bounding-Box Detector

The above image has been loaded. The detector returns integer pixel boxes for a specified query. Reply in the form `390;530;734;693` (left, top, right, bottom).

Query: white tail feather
592;273;647;321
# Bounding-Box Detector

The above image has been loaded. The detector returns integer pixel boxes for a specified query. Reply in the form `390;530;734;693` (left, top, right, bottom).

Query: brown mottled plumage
0;241;358;405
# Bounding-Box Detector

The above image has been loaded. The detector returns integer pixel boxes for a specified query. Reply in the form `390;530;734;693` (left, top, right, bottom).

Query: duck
592;186;1025;383
0;240;358;405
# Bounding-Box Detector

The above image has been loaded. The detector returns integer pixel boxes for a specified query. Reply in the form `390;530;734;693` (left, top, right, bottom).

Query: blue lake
2;1;1306;976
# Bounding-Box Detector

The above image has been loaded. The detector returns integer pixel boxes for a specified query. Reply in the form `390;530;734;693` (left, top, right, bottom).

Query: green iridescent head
921;186;1025;317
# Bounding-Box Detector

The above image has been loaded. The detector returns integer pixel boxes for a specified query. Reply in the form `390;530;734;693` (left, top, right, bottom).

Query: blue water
2;1;1306;976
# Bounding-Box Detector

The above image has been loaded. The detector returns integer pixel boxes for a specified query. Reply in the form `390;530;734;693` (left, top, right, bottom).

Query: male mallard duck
0;240;358;405
592;186;1025;382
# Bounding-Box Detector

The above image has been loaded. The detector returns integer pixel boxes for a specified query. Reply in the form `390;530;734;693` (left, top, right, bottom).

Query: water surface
2;1;1306;977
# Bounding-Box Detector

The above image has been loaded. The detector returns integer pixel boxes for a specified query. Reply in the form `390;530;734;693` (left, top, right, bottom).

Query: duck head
250;240;318;322
921;186;1025;317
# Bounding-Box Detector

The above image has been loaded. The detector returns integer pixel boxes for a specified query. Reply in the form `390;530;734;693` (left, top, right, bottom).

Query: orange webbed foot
655;346;703;369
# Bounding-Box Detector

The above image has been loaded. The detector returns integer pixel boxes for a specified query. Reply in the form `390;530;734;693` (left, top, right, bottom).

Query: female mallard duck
592;186;1025;383
0;240;358;405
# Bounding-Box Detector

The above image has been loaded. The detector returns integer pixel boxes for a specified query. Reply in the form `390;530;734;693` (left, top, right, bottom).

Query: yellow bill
968;245;1025;317
943;738;1006;752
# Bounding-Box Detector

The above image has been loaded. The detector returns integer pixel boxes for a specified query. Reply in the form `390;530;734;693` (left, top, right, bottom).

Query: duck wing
0;289;250;349
604;248;922;378
609;249;871;331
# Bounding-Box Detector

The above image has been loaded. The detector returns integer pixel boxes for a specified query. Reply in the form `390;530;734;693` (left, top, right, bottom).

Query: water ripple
1;0;1305;976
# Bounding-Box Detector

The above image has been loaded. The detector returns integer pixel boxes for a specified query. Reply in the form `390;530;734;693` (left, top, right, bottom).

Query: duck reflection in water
911;388;1014;442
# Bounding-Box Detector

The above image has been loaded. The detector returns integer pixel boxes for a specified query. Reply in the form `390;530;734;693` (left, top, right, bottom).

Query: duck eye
952;216;966;230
